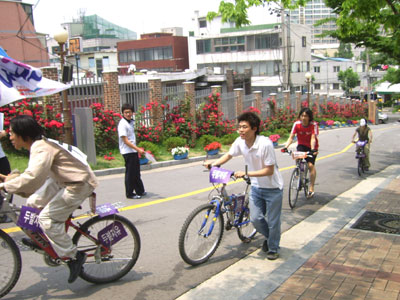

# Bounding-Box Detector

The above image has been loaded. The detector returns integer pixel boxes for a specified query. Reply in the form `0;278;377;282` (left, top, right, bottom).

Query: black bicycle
354;140;368;176
282;149;313;209
178;166;257;266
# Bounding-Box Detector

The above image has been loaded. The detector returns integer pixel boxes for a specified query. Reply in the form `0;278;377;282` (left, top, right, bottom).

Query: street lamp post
54;29;73;145
305;72;312;106
360;88;364;102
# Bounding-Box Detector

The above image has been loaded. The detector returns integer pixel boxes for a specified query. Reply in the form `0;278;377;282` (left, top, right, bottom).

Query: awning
374;82;400;95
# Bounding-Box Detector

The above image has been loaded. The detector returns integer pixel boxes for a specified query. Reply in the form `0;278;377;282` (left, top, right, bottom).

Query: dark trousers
123;152;145;197
0;156;11;208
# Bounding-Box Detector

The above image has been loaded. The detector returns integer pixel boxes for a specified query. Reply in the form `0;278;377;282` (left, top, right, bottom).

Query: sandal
307;191;315;198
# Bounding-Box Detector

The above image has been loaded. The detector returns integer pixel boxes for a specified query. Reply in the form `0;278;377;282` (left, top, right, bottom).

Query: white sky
24;0;279;37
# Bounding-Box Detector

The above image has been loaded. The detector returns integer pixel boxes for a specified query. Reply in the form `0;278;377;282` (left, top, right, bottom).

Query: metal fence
195;88;212;108
120;82;150;112
243;94;255;111
162;85;185;109
220;92;236;121
68;77;103;111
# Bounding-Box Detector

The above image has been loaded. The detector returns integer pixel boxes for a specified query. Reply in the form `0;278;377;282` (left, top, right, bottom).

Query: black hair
298;107;314;122
10;115;44;142
121;103;134;113
237;112;260;135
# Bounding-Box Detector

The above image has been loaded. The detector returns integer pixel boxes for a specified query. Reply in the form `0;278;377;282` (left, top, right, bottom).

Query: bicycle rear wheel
288;168;300;209
357;157;364;176
178;203;224;266
72;214;140;284
237;207;257;242
0;229;21;298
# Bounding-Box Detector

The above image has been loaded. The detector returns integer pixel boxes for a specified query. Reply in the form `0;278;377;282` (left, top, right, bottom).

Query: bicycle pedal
225;222;232;230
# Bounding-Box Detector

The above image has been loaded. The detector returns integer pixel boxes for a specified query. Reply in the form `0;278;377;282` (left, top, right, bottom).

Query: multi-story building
117;33;189;72
311;54;385;96
0;0;49;67
189;14;312;96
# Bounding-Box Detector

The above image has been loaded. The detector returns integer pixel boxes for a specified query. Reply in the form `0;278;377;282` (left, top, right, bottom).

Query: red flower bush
204;141;222;152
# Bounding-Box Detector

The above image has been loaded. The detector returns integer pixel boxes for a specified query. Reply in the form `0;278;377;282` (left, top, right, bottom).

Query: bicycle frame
0;192;117;264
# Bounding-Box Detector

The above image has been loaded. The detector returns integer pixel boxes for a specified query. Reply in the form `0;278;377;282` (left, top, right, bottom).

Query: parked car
378;112;388;124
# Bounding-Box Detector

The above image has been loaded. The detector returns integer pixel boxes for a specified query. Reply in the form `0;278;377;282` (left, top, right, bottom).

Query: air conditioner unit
274;25;281;30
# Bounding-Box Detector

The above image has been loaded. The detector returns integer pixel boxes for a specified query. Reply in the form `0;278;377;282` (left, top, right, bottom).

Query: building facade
189;14;312;96
117;33;189;72
0;0;49;67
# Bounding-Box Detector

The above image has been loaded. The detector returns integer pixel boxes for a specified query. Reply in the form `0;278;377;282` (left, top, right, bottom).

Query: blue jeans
249;186;283;252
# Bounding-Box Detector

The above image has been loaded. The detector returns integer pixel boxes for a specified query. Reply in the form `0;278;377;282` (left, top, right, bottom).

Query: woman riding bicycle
283;107;319;198
0;115;98;284
351;118;372;171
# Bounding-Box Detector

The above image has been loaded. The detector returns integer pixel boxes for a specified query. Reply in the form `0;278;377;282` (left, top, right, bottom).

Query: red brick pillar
41;67;62;114
184;81;196;143
211;85;222;117
269;93;277;115
283;90;290;111
253;91;262;116
226;69;234;93
103;71;120;113
315;94;320;114
296;91;302;112
323;94;328;106
234;88;244;119
148;78;163;126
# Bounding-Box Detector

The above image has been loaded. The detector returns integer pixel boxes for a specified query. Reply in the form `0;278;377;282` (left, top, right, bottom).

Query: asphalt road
1;120;399;300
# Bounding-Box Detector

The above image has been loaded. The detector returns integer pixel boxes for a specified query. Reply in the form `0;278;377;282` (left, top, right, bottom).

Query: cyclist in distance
351;118;372;171
283;107;319;198
204;112;283;260
0;115;98;284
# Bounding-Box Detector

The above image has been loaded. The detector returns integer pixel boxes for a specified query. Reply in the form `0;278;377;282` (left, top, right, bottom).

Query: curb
93;153;223;177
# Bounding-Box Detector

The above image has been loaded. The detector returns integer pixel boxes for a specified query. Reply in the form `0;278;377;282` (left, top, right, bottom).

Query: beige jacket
4;138;98;197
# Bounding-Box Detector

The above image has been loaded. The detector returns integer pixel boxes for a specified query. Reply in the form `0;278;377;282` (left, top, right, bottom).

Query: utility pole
281;11;291;91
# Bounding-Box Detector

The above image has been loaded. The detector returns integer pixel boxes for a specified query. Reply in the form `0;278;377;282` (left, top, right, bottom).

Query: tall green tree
338;68;360;95
334;42;353;59
208;0;400;83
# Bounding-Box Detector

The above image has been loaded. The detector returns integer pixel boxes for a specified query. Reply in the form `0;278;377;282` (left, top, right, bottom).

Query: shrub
275;128;289;136
163;136;187;151
198;134;220;147
138;141;160;158
220;132;239;145
90;103;120;153
260;131;272;138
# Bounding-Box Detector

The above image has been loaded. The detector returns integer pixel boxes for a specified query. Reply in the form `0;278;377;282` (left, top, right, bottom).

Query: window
102;56;109;68
302;36;307;47
197;40;211;54
333;83;340;89
314;66;320;73
255;33;279;49
199;19;207;28
88;57;95;68
333;66;340;72
314;83;321;90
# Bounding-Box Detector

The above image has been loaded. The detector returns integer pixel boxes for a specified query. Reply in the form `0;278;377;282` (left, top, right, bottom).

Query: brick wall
103;71;120;113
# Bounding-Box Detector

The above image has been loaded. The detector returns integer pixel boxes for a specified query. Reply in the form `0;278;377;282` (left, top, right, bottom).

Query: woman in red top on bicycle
283;107;319;198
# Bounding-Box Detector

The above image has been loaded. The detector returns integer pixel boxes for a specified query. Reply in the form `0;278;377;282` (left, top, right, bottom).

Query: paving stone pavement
265;172;400;300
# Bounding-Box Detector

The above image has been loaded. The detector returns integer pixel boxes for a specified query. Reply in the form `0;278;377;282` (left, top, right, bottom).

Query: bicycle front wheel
0;229;21;298
72;214;140;284
237;207;257;242
303;164;310;198
288;168;300;209
178;203;224;266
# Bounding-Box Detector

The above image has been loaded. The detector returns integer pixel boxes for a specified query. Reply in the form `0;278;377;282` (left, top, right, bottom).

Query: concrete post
226;69;234;93
269;93;277;115
315;94;320;114
283;90;290;111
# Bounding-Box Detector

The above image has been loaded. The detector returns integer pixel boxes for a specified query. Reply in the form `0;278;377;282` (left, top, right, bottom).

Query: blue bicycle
178;166;256;266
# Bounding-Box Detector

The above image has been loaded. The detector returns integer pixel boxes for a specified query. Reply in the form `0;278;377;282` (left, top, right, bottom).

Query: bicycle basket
292;151;307;160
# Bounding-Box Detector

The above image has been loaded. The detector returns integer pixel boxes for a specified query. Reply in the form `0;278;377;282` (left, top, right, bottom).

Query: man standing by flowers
204;112;283;260
118;103;146;199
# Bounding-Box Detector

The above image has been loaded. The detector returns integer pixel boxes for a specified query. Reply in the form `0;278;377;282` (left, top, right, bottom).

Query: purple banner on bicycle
96;203;119;218
209;167;233;184
98;221;127;246
17;206;42;232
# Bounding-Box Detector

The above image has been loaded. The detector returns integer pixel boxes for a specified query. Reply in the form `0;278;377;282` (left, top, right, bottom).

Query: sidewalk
176;165;400;300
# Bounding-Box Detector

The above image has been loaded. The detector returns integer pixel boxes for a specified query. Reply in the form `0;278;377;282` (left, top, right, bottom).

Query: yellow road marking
4;124;396;234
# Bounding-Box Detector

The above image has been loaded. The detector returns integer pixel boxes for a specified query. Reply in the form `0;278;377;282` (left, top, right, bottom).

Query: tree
208;0;400;83
334;42;353;59
338;68;360;95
